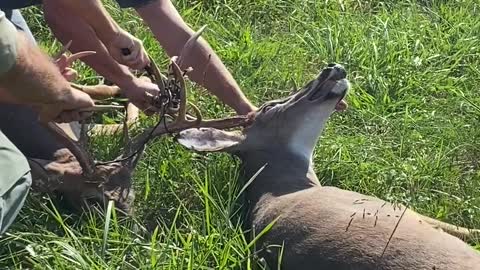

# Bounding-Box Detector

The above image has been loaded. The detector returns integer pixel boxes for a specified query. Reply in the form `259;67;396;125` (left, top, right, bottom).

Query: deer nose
326;63;347;80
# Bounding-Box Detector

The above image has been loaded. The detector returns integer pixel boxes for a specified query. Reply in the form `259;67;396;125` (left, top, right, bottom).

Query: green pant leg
0;130;31;235
0;172;31;234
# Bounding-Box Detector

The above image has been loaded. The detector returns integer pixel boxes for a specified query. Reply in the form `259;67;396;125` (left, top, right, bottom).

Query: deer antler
120;25;251;158
176;25;207;69
71;83;122;100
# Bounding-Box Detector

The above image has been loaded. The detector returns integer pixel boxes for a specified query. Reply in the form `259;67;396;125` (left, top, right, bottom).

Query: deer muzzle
308;63;349;103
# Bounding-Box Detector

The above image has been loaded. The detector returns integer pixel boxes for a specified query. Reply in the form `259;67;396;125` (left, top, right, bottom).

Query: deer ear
176;128;245;152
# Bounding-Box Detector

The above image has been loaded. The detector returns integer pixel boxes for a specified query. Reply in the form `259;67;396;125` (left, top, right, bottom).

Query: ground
1;0;479;269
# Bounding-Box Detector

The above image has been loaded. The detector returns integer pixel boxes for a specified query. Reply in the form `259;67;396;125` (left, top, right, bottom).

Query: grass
1;0;480;269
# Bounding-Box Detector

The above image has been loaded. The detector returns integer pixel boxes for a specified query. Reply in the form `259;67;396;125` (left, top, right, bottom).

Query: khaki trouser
0;130;32;235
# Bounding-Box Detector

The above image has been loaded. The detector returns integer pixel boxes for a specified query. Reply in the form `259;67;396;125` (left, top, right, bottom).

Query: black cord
94;104;169;166
93;64;179;166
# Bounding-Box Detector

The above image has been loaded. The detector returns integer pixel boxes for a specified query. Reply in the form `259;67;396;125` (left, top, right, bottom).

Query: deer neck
238;149;320;204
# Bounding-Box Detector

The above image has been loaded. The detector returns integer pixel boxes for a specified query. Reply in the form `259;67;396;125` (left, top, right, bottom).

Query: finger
70;111;81;122
53;114;68;123
55;54;68;70
66;111;82;123
127;57;147;70
137;51;150;69
79;111;93;120
58;112;74;123
38;107;62;123
62;68;78;82
141;50;151;66
65;51;96;66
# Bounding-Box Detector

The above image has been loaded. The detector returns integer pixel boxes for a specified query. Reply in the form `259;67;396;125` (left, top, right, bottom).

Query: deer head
176;63;349;163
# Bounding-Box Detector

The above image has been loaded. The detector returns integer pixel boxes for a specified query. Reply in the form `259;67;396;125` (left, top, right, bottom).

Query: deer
176;63;480;269
22;28;479;268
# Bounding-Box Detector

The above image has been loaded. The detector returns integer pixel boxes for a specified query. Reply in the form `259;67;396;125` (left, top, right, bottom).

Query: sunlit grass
1;0;479;268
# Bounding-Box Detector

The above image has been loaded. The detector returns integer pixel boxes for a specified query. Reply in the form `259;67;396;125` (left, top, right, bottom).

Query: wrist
52;84;76;105
98;24;121;46
114;73;139;94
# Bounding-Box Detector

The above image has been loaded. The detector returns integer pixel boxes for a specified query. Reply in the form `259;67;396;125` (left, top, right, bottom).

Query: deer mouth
308;63;349;104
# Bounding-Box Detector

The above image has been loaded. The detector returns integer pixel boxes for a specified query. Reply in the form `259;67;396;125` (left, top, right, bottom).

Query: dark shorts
0;0;40;10
0;0;155;10
115;0;155;8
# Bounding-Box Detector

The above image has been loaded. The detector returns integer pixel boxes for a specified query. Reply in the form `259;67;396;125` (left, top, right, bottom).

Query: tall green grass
1;0;479;269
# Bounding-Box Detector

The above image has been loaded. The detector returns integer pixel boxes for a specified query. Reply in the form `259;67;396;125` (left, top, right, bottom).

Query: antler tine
146;54;168;97
169;59;202;125
153;115;251;138
53;40;73;59
176;25;207;69
122;103;139;146
44;122;96;176
71;83;122;100
126;114;251;158
120;25;250;160
64;51;96;67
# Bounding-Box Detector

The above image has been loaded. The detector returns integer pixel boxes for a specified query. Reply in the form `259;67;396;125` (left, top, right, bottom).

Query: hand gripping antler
122;25;251;157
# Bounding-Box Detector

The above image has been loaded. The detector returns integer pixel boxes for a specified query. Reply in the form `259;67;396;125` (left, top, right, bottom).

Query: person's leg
0;173;31;234
117;0;256;115
8;9;36;45
0;104;64;159
0;131;32;234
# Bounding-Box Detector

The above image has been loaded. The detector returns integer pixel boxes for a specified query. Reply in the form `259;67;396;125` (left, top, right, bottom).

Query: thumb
37;107;60;123
55;54;68;70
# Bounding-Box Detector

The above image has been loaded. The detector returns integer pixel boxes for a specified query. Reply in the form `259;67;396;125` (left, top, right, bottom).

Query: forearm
0;33;72;105
136;1;255;114
43;1;137;90
59;0;120;44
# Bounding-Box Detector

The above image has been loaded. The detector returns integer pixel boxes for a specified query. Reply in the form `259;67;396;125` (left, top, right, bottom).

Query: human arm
43;0;159;114
56;0;148;69
135;0;256;115
0;11;94;123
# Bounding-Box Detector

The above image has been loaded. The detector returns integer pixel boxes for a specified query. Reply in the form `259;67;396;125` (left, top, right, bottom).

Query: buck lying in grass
177;64;480;269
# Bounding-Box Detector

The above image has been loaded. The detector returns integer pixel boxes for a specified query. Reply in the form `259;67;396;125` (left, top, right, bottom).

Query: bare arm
43;1;159;114
0;12;94;122
57;0;148;69
135;0;256;115
62;0;119;43
0;34;74;105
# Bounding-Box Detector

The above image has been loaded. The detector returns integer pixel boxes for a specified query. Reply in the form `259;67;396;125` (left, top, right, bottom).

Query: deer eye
262;104;275;112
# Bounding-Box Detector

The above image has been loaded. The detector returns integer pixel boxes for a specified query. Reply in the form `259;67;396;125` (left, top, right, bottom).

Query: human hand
55;51;96;82
107;30;150;70
54;42;96;82
122;76;160;115
37;88;95;123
